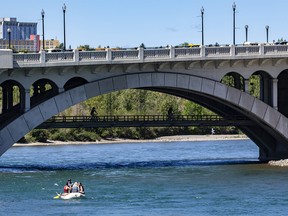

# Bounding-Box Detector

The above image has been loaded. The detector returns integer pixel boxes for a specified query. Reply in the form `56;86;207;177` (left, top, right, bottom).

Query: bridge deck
37;115;253;129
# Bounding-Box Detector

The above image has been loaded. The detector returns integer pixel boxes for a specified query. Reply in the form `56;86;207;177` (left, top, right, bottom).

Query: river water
1;139;288;216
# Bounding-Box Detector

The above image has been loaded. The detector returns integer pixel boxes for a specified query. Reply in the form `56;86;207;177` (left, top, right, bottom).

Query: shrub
30;129;50;142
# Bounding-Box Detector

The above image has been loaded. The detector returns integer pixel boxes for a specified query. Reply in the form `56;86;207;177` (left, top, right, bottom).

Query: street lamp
62;3;67;51
232;2;236;45
201;7;204;46
245;25;249;42
265;25;269;43
7;28;11;49
41;9;45;50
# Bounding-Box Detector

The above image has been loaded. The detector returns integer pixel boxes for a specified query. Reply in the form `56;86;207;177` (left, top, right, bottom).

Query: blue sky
1;0;287;48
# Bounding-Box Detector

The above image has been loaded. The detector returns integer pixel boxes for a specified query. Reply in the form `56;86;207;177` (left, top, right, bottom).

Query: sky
1;0;287;49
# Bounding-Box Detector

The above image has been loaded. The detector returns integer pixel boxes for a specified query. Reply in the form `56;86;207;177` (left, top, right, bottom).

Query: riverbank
14;134;248;147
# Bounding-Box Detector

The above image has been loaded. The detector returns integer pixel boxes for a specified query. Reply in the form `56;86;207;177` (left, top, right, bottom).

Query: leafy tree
77;45;94;51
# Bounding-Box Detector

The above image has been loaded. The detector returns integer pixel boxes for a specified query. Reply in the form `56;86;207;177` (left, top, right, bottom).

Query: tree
77;45;94;51
57;43;64;49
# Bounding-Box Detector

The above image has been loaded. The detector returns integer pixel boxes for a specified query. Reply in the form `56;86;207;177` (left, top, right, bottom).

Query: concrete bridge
1;44;288;161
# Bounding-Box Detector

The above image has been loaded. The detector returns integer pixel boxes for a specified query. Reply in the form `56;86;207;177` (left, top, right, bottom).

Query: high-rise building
0;18;37;41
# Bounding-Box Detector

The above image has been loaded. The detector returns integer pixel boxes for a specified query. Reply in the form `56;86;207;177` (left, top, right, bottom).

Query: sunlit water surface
1;139;288;216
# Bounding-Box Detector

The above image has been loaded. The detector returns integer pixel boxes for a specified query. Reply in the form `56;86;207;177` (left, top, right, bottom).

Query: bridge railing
11;44;288;66
37;114;252;128
45;114;245;122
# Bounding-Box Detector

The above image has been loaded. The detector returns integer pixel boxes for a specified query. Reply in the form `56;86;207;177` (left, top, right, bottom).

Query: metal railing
37;114;252;129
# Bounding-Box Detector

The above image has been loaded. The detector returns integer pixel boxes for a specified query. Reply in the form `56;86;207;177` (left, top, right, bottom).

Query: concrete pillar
272;78;278;110
259;43;264;56
24;89;30;112
73;49;79;62
244;79;250;93
200;45;205;57
106;48;112;61
230;45;235;56
39;50;46;64
138;47;144;61
169;45;175;59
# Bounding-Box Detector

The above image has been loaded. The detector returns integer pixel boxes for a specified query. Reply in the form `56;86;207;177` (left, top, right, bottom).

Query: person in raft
63;180;72;193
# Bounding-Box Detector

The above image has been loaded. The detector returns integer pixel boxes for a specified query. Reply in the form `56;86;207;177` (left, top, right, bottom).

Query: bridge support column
244;79;250;93
272;78;278;110
23;89;30;112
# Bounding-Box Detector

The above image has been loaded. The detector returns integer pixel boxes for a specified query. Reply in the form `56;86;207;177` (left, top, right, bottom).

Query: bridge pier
23;89;30;112
244;79;249;93
272;78;278;110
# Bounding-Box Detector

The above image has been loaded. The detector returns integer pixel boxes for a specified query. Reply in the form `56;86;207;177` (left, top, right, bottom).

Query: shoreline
14;134;249;147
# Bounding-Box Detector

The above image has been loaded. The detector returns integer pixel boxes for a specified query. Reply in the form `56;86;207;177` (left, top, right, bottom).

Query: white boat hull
60;192;85;200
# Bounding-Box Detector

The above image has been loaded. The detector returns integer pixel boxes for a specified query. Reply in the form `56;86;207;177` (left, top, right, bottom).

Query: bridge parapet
0;49;13;69
9;44;288;68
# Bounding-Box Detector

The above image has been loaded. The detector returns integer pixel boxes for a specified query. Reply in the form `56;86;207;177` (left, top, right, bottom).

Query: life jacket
63;185;69;193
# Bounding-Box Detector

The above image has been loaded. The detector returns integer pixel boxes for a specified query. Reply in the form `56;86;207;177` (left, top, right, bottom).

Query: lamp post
265;25;269;43
245;25;248;42
62;3;67;51
232;2;236;45
41;9;45;50
201;7;204;46
7;28;11;49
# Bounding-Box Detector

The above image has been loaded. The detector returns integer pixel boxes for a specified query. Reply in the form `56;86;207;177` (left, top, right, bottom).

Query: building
0;18;37;40
0;18;60;52
0;39;36;51
0;18;38;52
40;39;60;50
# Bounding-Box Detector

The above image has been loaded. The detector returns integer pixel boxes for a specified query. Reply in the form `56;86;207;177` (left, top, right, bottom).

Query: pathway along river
0;139;288;215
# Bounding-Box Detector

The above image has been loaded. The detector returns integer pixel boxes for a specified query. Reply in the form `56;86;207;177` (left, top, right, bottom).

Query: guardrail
37;114;252;128
12;44;288;66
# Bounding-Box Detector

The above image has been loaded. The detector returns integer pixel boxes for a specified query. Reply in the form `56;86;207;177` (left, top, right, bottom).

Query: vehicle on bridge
47;48;62;53
175;43;200;48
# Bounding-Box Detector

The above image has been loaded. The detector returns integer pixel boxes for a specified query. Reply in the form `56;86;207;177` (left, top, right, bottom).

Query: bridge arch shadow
1;72;288;161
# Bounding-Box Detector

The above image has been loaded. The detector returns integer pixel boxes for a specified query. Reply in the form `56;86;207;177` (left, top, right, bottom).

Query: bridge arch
221;72;245;91
277;69;288;118
30;79;58;108
1;72;288;161
250;70;273;106
0;80;24;114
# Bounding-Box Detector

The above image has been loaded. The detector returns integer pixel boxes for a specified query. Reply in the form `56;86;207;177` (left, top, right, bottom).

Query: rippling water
1;139;288;216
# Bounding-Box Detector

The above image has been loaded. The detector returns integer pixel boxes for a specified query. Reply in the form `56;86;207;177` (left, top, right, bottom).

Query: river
1;139;288;215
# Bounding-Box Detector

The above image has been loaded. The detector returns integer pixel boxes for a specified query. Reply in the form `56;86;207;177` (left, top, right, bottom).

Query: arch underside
1;71;288;161
145;87;281;161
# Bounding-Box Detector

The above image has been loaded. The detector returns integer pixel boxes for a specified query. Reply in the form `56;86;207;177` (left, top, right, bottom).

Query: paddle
53;193;61;199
